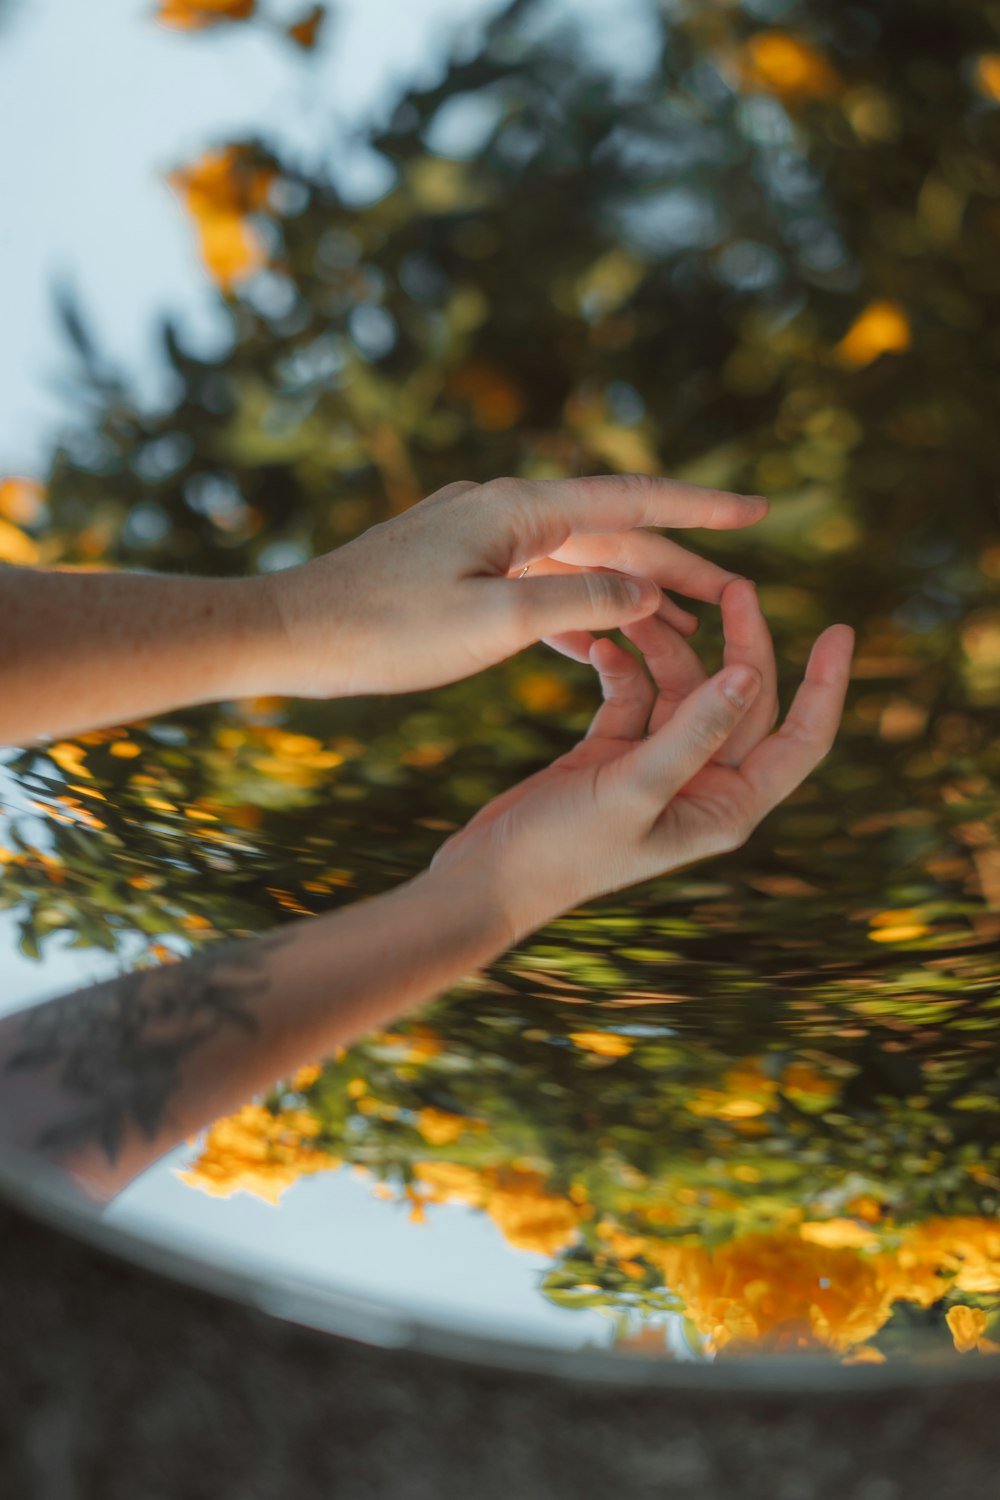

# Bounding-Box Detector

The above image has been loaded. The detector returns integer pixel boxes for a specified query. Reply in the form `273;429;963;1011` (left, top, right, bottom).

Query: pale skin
0;475;854;1201
0;474;767;743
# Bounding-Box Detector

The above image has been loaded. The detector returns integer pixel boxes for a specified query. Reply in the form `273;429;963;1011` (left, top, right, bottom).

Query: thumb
625;664;763;805
507;569;661;640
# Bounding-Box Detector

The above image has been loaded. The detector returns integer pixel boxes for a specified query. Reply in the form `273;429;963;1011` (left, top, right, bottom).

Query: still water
2;0;1000;1366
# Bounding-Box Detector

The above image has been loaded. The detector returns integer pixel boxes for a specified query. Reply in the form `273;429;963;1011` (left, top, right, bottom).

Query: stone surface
1;1193;999;1499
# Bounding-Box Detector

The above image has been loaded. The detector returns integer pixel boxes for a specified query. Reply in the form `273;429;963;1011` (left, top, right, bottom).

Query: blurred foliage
3;0;1000;1363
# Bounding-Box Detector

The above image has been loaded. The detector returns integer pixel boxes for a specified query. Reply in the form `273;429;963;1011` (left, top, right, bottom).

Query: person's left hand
430;581;853;942
258;473;769;697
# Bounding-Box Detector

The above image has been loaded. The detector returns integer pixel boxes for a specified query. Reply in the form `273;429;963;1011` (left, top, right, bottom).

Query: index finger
489;474;769;564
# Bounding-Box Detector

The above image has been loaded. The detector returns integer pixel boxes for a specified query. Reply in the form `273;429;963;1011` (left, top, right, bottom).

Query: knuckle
583;570;626;612
482;477;542;537
450;480;484;503
619;472;656;497
482;476;532;507
436;479;481;500
787;721;835;761
423;480;483;518
689;709;733;754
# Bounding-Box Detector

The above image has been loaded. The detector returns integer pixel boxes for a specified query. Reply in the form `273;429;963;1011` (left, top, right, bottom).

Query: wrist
249;556;361;699
224;572;300;698
424;832;573;952
414;854;526;963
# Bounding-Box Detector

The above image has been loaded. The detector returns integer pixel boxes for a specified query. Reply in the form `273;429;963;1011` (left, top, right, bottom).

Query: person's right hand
259;473;768;699
430;581;854;942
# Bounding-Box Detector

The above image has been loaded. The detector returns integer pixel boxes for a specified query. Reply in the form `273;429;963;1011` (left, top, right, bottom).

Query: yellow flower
946;1304;991;1354
412;1160;485;1206
688;1095;768;1120
739;32;841;102
0;517;40;564
868;924;929;944
0;477;44;525
514;673;573;713
154;0;255;30
597;1223;649;1260
48;742;91;779
569;1030;633;1059
416;1108;484;1146
178;1103;338;1205
485;1169;583;1256
800;1219;880;1251
975;55;1000;103
835;301;911;368
687;1059;776;1120
902;1217;1000;1296
167;146;276;289
868;907;930;943
292;1063;322;1091
646;1230;894;1356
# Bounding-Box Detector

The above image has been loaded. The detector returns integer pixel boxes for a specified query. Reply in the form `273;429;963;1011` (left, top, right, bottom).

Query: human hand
430;581;854;942
259;474;769;697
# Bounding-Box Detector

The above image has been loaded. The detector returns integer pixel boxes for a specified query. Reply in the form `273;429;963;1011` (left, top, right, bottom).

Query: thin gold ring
517;563;530;579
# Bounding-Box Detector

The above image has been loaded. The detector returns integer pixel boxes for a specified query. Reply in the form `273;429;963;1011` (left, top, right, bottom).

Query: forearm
0;863;512;1202
0;567;287;744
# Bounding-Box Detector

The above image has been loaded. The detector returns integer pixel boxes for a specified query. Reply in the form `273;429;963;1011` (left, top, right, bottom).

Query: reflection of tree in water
3;0;1000;1361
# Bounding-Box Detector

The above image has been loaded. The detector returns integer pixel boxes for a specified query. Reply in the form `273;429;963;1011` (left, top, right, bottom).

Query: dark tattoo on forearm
5;929;291;1164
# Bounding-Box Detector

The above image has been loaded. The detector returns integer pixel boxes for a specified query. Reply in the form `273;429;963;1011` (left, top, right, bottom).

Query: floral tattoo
5;930;290;1164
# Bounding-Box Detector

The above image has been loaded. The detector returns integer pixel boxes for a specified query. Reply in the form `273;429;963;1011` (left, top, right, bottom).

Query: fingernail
626;579;658;607
721;665;761;706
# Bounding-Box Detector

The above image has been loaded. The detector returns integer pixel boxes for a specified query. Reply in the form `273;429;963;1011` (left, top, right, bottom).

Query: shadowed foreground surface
1;1195;1000;1500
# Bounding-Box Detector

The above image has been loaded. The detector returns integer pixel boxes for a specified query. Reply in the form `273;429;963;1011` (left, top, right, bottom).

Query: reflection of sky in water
0;0;671;1355
109;1155;629;1352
